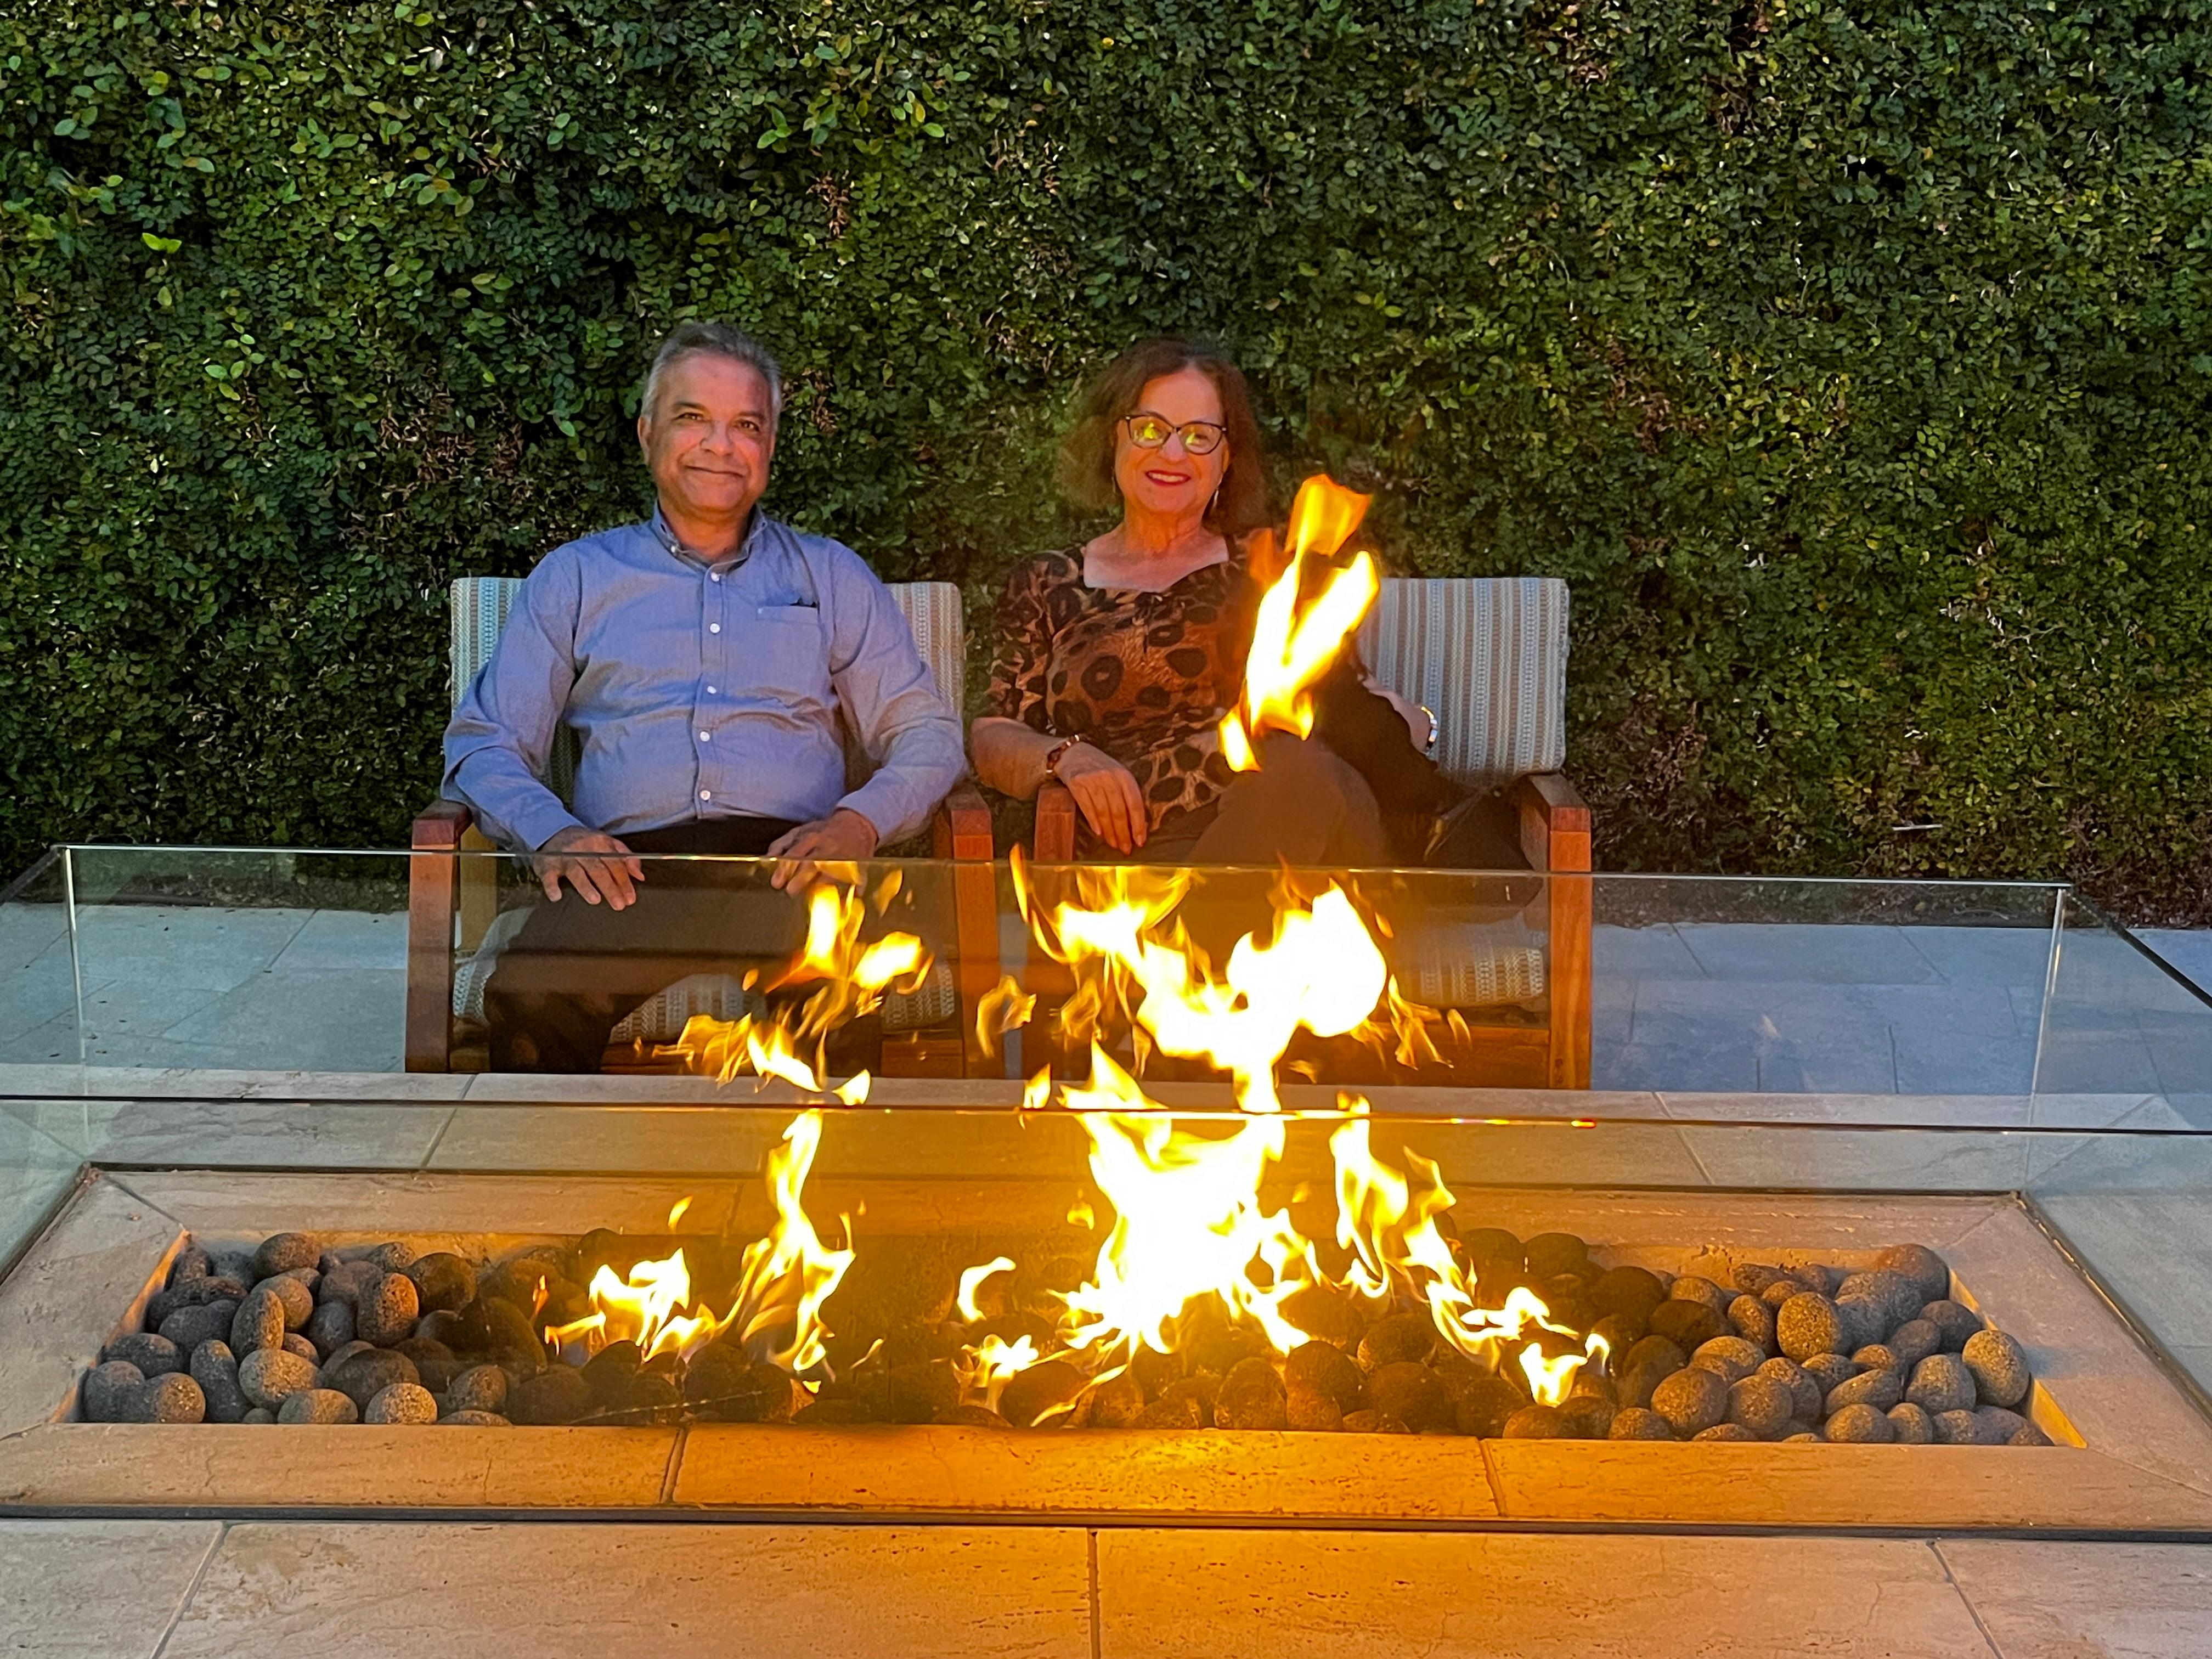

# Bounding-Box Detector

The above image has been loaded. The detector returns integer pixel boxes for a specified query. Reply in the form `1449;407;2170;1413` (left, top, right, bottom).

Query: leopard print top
985;545;1258;851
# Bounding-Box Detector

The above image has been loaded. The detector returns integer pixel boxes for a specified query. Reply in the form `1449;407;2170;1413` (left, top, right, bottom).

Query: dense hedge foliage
5;0;2211;914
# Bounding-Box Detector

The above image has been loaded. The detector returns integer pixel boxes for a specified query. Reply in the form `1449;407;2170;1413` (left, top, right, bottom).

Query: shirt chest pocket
728;603;831;708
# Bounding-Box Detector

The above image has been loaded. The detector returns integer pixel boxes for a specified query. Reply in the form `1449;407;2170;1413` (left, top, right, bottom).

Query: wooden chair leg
931;781;1002;1076
1034;781;1078;862
1516;772;1593;1090
407;800;470;1074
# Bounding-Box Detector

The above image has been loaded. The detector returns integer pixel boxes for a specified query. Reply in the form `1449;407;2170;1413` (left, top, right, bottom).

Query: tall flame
1220;475;1379;772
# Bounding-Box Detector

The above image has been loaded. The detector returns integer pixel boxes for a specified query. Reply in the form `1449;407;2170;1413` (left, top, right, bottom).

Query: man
443;321;966;1070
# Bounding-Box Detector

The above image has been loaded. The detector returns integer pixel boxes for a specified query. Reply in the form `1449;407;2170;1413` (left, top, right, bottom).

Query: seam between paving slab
148;1520;225;1659
1927;1538;2007;1659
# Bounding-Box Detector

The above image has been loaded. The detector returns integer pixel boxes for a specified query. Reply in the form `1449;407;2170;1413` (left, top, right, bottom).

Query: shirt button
709;623;721;634
707;685;718;695
699;731;711;742
699;789;712;801
710;572;721;583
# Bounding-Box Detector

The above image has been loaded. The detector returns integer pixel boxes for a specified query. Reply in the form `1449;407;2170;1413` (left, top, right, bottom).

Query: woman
973;337;1432;865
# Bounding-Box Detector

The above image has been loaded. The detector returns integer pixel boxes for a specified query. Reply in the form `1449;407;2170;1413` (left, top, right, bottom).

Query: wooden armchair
407;578;997;1076
1028;575;1589;1089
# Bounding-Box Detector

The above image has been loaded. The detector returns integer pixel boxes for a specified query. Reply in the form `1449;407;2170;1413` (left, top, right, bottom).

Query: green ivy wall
5;0;2210;914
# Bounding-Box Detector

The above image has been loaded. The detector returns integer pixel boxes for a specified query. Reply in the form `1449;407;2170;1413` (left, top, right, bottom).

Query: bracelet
1043;734;1087;780
1419;705;1439;753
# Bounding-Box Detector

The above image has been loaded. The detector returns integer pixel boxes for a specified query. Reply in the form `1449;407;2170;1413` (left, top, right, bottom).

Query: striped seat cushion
1356;577;1569;786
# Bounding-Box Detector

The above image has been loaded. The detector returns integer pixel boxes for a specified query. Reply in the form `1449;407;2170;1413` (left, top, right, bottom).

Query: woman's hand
1363;675;1434;750
1052;743;1149;854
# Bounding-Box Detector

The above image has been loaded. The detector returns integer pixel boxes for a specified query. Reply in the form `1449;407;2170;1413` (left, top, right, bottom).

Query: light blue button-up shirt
442;509;965;851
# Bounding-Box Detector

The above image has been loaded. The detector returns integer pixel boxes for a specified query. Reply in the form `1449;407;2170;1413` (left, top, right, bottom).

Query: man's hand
767;807;880;890
1052;743;1148;855
535;827;645;909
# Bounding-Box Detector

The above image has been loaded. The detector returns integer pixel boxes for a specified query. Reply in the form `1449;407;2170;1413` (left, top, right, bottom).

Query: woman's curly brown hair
1057;337;1272;541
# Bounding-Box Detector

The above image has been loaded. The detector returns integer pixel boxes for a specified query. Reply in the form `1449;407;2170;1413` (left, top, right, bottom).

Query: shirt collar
649;505;763;571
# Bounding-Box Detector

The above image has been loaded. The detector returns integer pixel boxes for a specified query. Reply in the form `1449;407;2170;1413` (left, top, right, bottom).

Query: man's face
637;353;777;527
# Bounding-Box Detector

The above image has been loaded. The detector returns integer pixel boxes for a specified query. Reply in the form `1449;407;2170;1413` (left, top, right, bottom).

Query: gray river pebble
1776;1295;1843;1361
445;1364;509;1414
156;1300;239;1353
438;1409;511;1426
100;1332;180;1378
252;1233;320;1279
1691;1336;1767;1384
252;1274;315;1331
1824;1403;1896;1443
365;1382;439;1425
304;1299;356;1361
1825;1367;1904;1415
1889;1402;1936;1443
116;1373;206;1424
277;1388;359;1425
1757;1357;1823;1422
189;1340;251;1423
81;1361;144;1421
1888;1318;1941;1370
238;1347;318;1410
1962;1329;2031;1408
1905;1353;1977;1415
229;1287;287;1356
356;1272;420;1347
1875;1244;1952;1304
1921;1299;1982;1350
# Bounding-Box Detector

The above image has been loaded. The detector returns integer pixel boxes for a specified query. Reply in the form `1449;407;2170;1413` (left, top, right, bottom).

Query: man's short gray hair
640;321;783;429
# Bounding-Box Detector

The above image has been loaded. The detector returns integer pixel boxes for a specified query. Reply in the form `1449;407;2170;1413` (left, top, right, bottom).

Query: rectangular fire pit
4;1165;2211;1532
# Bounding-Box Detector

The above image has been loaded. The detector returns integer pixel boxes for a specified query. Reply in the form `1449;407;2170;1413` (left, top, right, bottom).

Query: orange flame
1219;475;1379;772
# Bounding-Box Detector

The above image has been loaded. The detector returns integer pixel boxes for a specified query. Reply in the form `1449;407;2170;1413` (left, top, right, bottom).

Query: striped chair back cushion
448;576;967;802
1356;577;1570;786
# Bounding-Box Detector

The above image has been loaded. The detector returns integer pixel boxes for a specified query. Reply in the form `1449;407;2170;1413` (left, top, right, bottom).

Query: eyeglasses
1121;411;1227;455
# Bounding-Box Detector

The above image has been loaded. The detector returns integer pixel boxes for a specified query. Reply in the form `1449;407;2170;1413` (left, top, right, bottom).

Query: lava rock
1932;1407;2001;1445
169;1245;215;1284
1650;1367;1729;1436
1188;1325;1267;1381
1215;1356;1290;1431
326;1348;420;1414
1620;1334;1688;1377
323;1340;375;1374
1608;1406;1674;1440
241;1407;275;1425
439;1409;511;1426
1590;1265;1667;1325
1280;1285;1367;1350
1344;1409;1413;1434
356;1273;420;1347
1757;1358;1823;1423
1824;1402;1897;1443
1825;1367;1905;1415
2011;1421;2054;1447
883;1360;960;1425
1649;1300;1728;1352
1452;1375;1526;1438
394;1335;454;1368
1973;1406;2028;1442
251;1274;315;1331
303;1299;356;1362
1888;1402;1936;1444
1284;1388;1343;1432
281;1334;318;1363
278;1388;358;1425
1459;1227;1523;1269
157;1300;239;1354
1801;1352;1857;1395
1667;1275;1729;1316
114;1373;205;1424
1853;1345;1898;1373
451;1296;544;1369
1875;1244;1951;1304
1726;1375;1796;1440
403;1251;477;1314
362;1241;417;1273
238;1347;319;1410
510;1365;594;1425
145;1275;245;1330
786;1397;872;1426
253;1233;320;1279
229;1287;287;1356
1887;1318;1942;1370
1136;1381;1211;1430
1831;1296;1889;1353
1084;1371;1148;1430
685;1344;780;1420
1961;1329;2030;1408
80;1361;144;1422
1776;1294;1844;1362
1284;1341;1366;1412
1587;1313;1649;1359
317;1260;381;1309
1557;1395;1615;1440
1921;1299;1982;1351
1522;1232;1590;1279
1000;1359;1087;1429
1760;1279;1806;1311
1691;1336;1766;1385
1905;1353;1977;1415
189;1340;251;1424
365;1381;439;1425
1727;1295;1776;1353
580;1342;644;1402
1837;1269;1925;1330
1501;1404;1567;1439
414;1310;466;1349
101;1331;181;1378
1365;1362;1451;1433
1693;1422;1759;1442
1356;1313;1435;1372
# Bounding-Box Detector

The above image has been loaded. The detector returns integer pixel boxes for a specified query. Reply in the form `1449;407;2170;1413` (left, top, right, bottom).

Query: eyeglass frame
1119;410;1228;456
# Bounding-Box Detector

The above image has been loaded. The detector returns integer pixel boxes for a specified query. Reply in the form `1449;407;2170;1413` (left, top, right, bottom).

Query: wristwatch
1043;734;1087;780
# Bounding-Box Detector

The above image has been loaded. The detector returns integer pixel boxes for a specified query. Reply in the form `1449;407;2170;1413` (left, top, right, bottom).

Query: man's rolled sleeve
823;551;967;845
441;550;588;851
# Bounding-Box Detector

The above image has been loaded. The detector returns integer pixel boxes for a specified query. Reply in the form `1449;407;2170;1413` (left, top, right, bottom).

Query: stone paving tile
1593;1040;1759;1093
1672;921;1943;985
148;968;406;1073
1590;921;1706;979
0;902;69;977
4;1096;451;1169
0;964;93;1046
1893;1026;2036;1096
1897;923;2059;988
268;907;409;972
1097;1530;1996;1658
0;1520;219;1658
0;1109;83;1266
63;905;314;994
2140;928;2212;998
1939;1539;2212;1658
159;1523;1093;1658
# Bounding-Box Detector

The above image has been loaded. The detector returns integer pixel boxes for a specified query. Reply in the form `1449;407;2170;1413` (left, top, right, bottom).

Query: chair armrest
1514;772;1590;873
1034;781;1079;863
413;798;472;850
931;781;995;860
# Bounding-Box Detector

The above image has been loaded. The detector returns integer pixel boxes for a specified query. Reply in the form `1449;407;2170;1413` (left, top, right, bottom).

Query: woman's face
1113;366;1229;527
